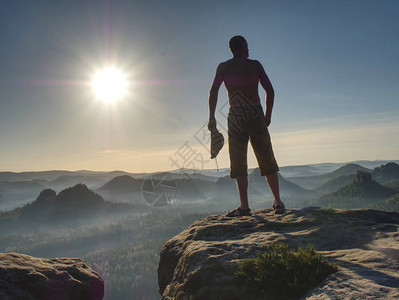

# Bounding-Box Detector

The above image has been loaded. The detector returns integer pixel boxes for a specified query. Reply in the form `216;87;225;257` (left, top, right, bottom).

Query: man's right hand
208;117;217;131
265;115;271;127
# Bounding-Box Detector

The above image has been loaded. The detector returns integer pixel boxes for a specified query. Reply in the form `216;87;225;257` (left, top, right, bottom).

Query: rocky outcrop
355;170;372;183
158;208;399;300
0;252;104;300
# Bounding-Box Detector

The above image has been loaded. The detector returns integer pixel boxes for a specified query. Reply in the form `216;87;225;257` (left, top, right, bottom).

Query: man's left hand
208;118;217;131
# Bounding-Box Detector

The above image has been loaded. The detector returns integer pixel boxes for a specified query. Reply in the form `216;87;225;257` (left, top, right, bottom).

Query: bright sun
91;67;128;102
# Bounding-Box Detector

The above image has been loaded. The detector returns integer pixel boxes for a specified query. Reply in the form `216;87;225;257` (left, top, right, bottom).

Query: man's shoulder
217;58;263;74
220;58;262;65
249;59;263;66
216;60;233;73
218;59;233;67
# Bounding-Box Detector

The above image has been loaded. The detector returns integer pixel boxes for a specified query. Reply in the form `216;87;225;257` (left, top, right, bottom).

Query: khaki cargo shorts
227;105;279;178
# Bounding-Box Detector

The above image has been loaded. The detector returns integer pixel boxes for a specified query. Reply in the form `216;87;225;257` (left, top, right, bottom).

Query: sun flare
91;68;128;102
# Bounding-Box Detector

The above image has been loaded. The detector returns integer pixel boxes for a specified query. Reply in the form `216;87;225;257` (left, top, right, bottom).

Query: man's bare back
208;41;274;126
215;58;265;107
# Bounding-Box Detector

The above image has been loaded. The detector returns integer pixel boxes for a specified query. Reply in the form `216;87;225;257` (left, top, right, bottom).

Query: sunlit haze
0;0;398;172
91;68;128;102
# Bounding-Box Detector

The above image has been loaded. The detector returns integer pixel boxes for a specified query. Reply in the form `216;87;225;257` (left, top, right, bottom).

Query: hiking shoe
273;203;285;214
225;207;251;217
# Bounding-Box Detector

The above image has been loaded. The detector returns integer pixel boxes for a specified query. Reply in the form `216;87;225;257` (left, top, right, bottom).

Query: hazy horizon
1;158;398;174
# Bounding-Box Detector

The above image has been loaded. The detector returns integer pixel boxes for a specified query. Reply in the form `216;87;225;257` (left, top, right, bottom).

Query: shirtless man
208;35;285;216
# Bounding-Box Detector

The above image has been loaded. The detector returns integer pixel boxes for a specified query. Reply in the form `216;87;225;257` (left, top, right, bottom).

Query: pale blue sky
1;0;398;172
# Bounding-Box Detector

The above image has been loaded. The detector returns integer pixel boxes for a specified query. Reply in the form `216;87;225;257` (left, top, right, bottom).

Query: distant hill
0;181;47;211
314;175;355;195
215;175;236;189
149;174;214;203
97;174;211;205
0;170;145;182
288;164;371;190
20;184;105;220
169;168;231;180
250;168;306;192
98;175;142;194
372;194;399;212
211;168;316;206
5;184;135;229
351;159;399;170
0;181;46;191
279;164;337;178
96;175;147;204
0;171;78;182
313;162;399;195
148;171;220;183
329;164;371;177
306;171;397;209
173;179;210;203
388;181;399;192
168;161;399;180
146;172;187;181
246;169;316;206
373;162;399;185
44;171;136;192
1;161;397;211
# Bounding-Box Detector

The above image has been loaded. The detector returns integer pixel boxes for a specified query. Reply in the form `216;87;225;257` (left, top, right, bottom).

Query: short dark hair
229;36;247;53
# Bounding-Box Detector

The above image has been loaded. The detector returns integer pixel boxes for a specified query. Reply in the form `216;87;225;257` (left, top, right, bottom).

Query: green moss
235;243;338;299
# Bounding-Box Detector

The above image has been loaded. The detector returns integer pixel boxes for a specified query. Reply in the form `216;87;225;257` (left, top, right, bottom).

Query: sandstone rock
0;252;104;300
158;208;399;300
354;170;372;183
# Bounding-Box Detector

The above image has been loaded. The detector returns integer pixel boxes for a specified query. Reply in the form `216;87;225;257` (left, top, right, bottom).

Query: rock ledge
0;252;104;300
158;208;399;300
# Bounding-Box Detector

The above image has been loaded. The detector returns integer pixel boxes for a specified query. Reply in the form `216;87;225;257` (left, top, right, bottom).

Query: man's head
229;35;248;58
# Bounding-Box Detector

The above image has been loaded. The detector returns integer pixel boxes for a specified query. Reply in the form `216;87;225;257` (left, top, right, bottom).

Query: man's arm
258;62;275;127
208;64;223;130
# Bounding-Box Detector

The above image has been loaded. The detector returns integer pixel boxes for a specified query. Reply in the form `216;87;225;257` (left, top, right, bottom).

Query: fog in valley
1;160;399;299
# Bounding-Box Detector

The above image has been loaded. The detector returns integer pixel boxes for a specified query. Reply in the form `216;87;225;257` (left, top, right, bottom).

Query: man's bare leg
236;175;249;210
265;172;284;206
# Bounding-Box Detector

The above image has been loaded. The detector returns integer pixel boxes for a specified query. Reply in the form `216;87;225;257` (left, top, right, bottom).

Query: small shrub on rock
235;243;338;299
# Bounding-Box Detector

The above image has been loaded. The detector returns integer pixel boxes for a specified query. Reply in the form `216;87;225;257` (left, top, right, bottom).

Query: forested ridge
0;210;210;299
